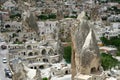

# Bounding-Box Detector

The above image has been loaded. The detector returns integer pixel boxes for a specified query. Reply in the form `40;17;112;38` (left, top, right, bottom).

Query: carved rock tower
71;11;103;80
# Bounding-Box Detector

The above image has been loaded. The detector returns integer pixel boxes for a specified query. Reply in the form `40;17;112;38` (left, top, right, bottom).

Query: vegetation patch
100;37;120;49
42;77;48;80
63;46;72;63
101;53;120;70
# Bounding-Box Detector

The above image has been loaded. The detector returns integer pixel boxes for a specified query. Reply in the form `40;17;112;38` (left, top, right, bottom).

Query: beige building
8;40;62;72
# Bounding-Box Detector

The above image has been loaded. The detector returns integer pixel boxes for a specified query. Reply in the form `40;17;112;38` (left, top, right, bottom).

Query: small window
39;65;44;69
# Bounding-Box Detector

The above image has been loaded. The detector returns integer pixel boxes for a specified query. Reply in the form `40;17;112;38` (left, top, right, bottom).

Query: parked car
1;45;7;50
2;57;7;63
4;68;12;78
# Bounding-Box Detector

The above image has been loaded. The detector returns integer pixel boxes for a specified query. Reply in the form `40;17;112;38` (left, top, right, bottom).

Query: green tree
101;53;119;70
100;37;120;47
63;46;72;63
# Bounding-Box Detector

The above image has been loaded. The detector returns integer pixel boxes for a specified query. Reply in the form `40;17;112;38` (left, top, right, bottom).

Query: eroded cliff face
71;11;101;80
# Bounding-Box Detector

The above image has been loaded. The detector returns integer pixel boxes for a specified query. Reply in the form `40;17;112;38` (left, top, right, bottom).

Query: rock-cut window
41;49;46;55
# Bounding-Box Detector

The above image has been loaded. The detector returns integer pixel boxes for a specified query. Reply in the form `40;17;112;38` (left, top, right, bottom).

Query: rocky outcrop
22;8;39;34
12;62;41;80
71;11;101;80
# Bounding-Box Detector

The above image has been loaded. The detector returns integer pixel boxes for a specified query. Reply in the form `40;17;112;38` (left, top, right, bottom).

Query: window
39;65;44;69
65;70;68;74
23;52;26;55
30;67;33;69
28;52;33;56
91;67;96;74
43;58;48;62
34;66;37;69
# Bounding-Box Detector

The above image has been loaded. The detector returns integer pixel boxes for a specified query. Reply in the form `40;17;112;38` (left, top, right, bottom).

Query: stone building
71;11;106;80
8;40;63;72
1;23;38;43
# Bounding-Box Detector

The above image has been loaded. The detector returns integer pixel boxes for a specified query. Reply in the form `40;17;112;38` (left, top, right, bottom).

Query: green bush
37;13;56;20
70;15;77;18
63;46;72;63
101;53;119;70
48;13;56;19
42;77;48;80
116;52;120;56
64;15;69;18
100;37;120;47
38;14;48;20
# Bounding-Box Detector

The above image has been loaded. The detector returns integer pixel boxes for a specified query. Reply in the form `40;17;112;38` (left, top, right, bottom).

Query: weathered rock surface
22;9;39;34
12;62;41;80
71;11;101;80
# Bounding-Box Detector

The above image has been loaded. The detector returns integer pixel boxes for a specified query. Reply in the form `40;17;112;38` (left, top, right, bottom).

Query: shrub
100;37;120;47
42;77;48;80
63;46;72;63
48;13;56;19
116;52;120;56
37;13;56;20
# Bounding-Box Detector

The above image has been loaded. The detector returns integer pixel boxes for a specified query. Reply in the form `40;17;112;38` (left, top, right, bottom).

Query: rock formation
22;5;39;34
71;11;101;80
12;62;41;80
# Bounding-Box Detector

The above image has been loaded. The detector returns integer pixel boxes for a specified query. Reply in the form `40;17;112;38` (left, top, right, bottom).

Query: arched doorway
91;67;96;74
65;70;68;74
27;45;32;49
28;52;33;56
41;49;46;55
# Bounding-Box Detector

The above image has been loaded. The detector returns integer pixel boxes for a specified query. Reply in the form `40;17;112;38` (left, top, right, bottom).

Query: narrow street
0;43;11;80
